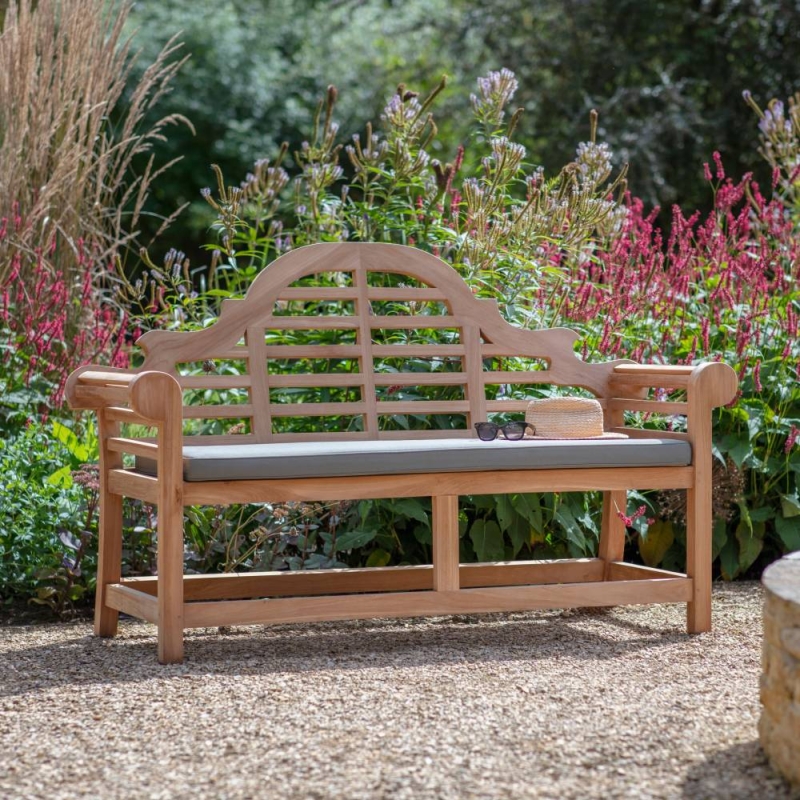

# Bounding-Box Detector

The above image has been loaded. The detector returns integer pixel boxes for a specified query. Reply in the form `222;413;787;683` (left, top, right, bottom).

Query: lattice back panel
135;243;620;442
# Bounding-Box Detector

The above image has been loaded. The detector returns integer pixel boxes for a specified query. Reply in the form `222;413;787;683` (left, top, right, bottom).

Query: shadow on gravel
681;740;798;799
1;609;689;696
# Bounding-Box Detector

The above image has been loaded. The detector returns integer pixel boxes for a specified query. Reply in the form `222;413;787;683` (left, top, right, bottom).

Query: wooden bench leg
94;488;122;638
599;490;627;579
95;414;122;638
432;495;459;591
157;491;185;664
686;486;711;633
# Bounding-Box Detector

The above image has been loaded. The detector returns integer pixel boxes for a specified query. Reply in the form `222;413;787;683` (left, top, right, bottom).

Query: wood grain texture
105;584;159;624
432;495;460;591
94;412;123;637
180;467;695;505
63;243;739;662
121;559;606;600
182;579;693;628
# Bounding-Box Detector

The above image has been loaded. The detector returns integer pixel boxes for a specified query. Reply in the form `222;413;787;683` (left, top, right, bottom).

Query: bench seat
137;438;692;481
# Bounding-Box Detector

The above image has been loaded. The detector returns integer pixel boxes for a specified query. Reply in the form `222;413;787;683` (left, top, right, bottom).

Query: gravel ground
0;582;796;800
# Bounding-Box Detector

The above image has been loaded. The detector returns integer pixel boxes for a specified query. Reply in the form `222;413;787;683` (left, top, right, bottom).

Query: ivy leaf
638;521;674;567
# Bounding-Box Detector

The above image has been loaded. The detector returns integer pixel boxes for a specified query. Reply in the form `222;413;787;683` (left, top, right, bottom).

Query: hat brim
524;432;629;440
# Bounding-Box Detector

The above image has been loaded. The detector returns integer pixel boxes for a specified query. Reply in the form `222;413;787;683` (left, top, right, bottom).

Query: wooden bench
66;242;738;663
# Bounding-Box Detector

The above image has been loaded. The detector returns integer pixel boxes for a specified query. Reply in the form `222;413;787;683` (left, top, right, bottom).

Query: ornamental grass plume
0;0;190;328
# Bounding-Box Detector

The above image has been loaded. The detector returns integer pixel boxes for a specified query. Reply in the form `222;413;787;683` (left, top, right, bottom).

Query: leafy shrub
0;423;97;612
129;70;798;579
530;159;800;576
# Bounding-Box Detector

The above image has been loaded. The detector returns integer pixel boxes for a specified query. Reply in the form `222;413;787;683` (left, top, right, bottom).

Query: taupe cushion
136;437;691;482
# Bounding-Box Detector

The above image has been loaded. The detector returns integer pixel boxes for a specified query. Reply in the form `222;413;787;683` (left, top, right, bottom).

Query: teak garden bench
67;242;738;663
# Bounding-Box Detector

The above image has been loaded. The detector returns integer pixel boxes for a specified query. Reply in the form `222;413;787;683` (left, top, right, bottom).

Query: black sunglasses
474;421;535;441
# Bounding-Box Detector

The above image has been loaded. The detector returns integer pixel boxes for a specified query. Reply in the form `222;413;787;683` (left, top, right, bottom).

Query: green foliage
122;0;799;258
124;0;465;259
0;423;96;611
124;69;800;582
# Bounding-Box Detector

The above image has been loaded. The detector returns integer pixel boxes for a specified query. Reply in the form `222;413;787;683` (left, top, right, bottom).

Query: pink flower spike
786;425;799;454
703;163;713;182
713;151;725;180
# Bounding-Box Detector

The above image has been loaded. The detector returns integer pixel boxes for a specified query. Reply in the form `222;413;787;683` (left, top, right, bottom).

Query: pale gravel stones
0;582;797;799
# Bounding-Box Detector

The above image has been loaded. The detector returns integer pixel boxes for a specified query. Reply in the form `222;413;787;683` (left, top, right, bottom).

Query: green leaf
780;493;800;518
719;537;740;580
333;529;376;553
721;432;751;468
507;515;529;557
748;506;774;523
46;465;73;488
735;522;763;573
389;498;429;526
712;518;728;561
775;516;800;552
495;494;515;533
511;493;542;531
553;506;587;556
52;421;89;461
469;519;505;562
366;549;391;567
638;521;674;567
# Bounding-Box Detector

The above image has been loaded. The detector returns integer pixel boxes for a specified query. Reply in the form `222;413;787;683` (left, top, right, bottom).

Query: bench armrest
605;361;738;447
609;362;738;409
66;366;183;424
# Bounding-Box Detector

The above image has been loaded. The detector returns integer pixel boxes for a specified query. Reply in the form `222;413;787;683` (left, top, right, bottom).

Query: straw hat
525;397;627;439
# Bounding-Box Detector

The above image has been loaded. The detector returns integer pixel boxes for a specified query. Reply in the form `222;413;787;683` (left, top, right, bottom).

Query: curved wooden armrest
66;366;182;424
66;365;140;409
611;361;738;409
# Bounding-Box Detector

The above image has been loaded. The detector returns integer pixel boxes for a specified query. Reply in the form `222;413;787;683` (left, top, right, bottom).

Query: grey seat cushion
136;437;691;482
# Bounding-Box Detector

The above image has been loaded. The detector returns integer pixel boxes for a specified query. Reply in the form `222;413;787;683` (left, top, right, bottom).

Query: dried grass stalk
0;0;192;292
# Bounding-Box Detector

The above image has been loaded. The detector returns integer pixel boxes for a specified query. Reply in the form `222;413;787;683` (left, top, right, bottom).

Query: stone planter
760;551;800;787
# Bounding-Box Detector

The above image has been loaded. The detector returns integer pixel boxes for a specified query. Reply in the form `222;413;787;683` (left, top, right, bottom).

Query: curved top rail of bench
136;242;621;394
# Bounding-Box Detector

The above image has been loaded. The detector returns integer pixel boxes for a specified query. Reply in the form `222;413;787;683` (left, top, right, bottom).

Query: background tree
124;0;800;260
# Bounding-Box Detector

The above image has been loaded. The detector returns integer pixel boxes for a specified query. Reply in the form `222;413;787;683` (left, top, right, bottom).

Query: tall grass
0;0;190;296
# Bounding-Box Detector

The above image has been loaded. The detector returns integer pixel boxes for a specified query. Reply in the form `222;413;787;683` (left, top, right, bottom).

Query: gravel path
0;582;796;800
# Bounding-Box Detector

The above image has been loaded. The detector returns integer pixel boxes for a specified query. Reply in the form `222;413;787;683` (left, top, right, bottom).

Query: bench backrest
135;243;620;442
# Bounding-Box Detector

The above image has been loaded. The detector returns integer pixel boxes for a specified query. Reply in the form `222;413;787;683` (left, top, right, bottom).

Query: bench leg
95;415;122;638
599;490;627;578
685;485;711;633
432;495;460;591
94;488;122;638
158;507;183;664
157;493;185;664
